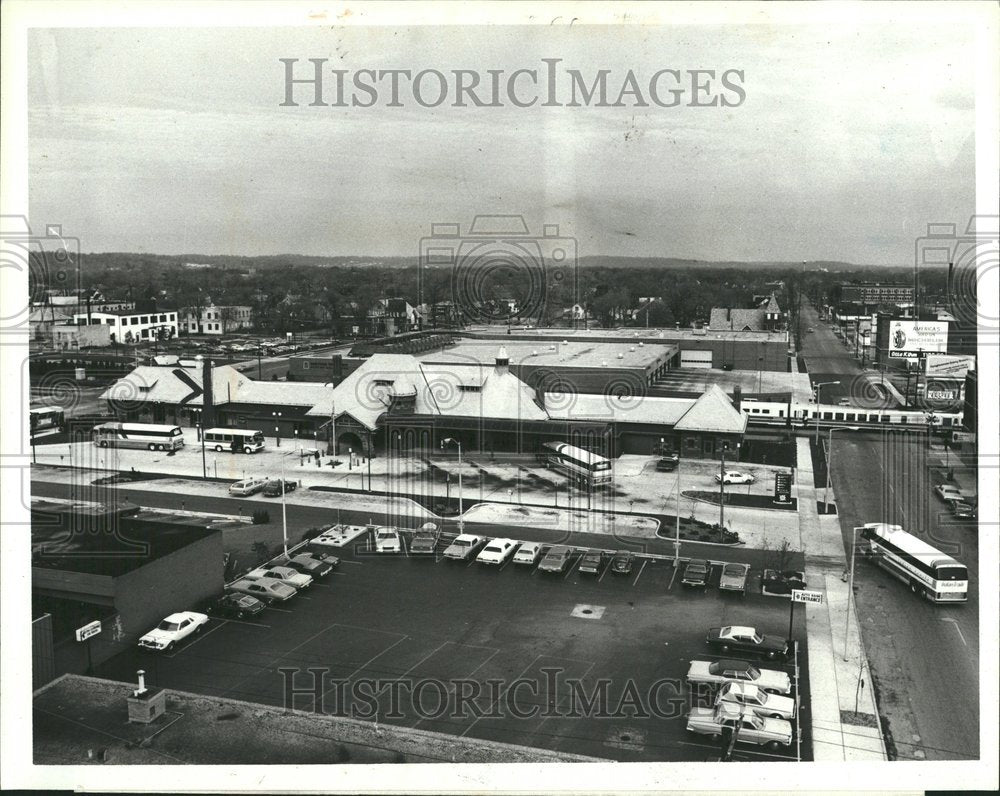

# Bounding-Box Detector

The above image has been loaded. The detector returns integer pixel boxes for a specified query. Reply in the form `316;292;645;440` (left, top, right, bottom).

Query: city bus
92;422;185;451
29;406;65;441
858;522;968;603
203;427;265;454
540;441;613;489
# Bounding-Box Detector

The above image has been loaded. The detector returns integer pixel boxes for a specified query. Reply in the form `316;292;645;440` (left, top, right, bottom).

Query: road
799;302;979;761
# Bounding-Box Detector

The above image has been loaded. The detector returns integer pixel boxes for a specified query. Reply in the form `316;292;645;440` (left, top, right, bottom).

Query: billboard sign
924;354;975;378
75;620;102;642
887;320;948;358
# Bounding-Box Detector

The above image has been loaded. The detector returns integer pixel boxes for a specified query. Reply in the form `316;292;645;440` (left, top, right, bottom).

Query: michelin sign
887;320;948;358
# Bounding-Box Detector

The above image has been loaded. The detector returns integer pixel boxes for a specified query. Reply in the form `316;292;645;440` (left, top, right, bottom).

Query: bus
858;523;968;603
540;441;613;489
29;406;65;441
92;422;185;451
203;427;265;454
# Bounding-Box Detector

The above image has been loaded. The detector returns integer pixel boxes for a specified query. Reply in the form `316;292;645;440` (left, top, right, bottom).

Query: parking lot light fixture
813;381;841;445
824;426;859;512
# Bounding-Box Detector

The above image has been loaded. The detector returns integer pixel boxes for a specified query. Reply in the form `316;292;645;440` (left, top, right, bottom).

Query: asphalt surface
799;303;979;761
32;478;811;762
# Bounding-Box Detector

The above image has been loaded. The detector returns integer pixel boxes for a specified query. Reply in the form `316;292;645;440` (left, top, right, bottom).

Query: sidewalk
795;436;887;760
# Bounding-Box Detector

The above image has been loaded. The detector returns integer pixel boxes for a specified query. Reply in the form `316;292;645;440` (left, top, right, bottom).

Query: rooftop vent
617;353;624;359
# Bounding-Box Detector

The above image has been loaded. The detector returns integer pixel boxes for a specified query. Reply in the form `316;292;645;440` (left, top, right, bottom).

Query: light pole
279;451;291;556
824;426;858;513
843;524;860;662
674;453;682;566
813;381;840;446
441;437;464;532
272;411;282;447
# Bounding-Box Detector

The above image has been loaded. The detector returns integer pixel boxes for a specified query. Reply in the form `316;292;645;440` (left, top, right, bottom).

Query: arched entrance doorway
336;431;366;457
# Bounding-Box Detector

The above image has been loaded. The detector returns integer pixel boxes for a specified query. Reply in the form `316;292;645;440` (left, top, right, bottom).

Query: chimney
202;357;215;428
495;345;509;376
134;669;147;697
732;385;742;412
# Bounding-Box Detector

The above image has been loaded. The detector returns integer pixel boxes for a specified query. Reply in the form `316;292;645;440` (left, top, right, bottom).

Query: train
741;399;963;433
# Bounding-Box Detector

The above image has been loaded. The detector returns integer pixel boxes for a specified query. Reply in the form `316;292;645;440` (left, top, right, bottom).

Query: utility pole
718;450;726;530
674;454;682;566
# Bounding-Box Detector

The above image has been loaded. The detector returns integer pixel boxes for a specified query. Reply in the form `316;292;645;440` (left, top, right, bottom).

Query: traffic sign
75;620;102;642
791;589;824;604
774;472;793;504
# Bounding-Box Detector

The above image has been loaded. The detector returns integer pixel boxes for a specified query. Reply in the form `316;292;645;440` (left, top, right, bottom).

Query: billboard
887;320;948;358
924;354;975;378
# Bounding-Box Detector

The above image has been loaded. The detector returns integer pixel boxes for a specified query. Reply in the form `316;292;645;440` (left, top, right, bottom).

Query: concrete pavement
796;435;886;760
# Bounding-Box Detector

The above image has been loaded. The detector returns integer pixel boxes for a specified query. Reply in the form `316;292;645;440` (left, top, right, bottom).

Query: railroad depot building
99;349;747;460
31;499;223;685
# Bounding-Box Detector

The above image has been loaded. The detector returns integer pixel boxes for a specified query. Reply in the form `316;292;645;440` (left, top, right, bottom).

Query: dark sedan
201;592;266;620
263;479;298;497
578;550;605;575
610;551;635;575
281;552;336;577
705;626;788;660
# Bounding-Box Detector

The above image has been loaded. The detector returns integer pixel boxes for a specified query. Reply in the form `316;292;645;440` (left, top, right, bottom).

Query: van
228;477;268;497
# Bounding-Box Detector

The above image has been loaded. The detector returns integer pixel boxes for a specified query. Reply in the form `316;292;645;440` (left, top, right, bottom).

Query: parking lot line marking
218;618;271;629
460;654;543;738
941;617;967;645
410;647;502;730
267;606;294;613
310;582;332;587
632;559;648;587
339;633;411;684
337;560;364;566
166;621;225;657
597;559;612;582
563;556;580;580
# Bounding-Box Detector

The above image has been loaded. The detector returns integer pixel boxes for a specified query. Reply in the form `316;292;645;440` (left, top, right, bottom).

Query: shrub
251;541;270;564
251;509;270;525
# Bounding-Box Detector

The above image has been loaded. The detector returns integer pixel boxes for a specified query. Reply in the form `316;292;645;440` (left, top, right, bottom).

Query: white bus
540;441;613;489
858;523;968;603
203;427;265;454
30;406;65;440
93;422;185;451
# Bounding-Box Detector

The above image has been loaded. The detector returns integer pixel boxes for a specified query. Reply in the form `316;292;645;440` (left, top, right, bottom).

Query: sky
26;21;977;263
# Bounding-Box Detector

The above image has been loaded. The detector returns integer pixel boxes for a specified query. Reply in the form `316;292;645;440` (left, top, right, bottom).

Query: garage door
680;350;713;369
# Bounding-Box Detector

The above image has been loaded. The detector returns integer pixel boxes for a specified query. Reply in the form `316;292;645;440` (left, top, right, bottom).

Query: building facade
181;305;254;335
72;308;179;344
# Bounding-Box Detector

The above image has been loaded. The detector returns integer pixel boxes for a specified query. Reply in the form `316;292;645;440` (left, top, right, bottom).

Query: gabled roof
708;308;766;332
544;393;695;426
674;385;747;434
763;294;782;313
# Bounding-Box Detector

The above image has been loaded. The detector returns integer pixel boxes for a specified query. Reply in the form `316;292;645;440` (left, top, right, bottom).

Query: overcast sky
27;22;976;263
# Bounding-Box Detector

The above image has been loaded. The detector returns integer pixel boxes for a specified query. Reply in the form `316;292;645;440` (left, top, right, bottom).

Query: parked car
951;500;977;520
442;533;486;561
714;471;755;485
512;541;543;566
681;558;710;587
228;477;268;497
280;552;335;578
934;484;964;504
718;563;750;594
716;682;796;720
685;658;792;695
476;538;518;565
610;551;635;575
373;526;402;553
201;593;266;620
538;545;573;574
656;454;679;472
137;611;209;652
247;565;313;590
807;327;814;333
705;626;788;660
262;479;298;497
837;398;851;406
686;703;793;749
577;550;605;575
761;570;807;595
227;577;296;604
409;523;440;555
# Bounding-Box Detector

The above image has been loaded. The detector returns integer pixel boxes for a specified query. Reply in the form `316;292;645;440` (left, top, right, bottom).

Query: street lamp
844;524;861;662
441;437;464;532
824;425;859;513
272;411;282;447
278;450;294;556
813;381;840;446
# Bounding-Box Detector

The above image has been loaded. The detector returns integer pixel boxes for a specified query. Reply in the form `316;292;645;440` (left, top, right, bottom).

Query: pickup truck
681;558;709;587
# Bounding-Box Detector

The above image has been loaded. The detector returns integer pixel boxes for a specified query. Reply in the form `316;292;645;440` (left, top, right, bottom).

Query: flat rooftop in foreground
464;325;789;344
33;675;598;765
420;339;676;370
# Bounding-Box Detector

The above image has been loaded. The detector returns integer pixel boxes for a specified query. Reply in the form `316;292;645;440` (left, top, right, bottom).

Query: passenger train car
741;399;963;433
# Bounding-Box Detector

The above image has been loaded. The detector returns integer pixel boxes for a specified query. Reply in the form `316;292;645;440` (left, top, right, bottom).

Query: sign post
788;589;824;645
773;472;793;505
75;620;102;674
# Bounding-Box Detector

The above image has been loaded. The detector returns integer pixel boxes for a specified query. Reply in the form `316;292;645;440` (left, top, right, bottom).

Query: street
799;302;979;760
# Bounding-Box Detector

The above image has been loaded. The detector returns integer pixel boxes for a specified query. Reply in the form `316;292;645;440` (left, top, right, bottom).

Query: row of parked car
684;625;799;750
680;559;751;594
136;550;339;652
229;478;298;497
933;483;978;521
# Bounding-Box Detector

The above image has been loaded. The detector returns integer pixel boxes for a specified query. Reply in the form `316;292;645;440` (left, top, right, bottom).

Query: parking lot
96;527;812;763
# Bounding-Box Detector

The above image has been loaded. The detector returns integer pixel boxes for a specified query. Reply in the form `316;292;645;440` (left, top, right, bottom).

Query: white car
686;659;791;695
716;682;796;719
374;527;402;553
686;703;792;749
715;470;755;485
933;484;964;504
442;534;485;561
247;565;313;590
228;477;268;496
513;541;543;566
137;611;209;652
476;538;517;565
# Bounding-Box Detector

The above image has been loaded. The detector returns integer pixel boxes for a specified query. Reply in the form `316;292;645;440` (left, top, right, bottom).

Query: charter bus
29;406;65;441
203;427;265;454
92;422;185;451
858;522;968;603
540;441;613;489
